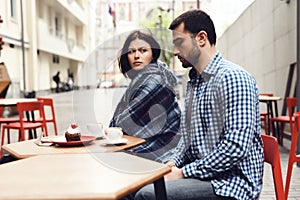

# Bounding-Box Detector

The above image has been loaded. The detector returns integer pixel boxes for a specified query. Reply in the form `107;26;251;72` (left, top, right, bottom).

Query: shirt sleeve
182;69;259;179
165;136;192;166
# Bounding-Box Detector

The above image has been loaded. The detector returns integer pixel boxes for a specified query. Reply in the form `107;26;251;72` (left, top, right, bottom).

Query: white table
259;95;282;136
0;98;37;107
0;152;170;199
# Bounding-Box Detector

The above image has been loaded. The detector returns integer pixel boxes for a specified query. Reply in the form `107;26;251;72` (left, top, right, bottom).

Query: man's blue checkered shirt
171;52;264;200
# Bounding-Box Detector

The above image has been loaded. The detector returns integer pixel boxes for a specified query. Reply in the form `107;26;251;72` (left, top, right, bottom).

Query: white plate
101;138;128;145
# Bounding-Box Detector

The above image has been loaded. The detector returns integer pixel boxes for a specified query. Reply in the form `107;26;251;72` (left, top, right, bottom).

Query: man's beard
178;41;201;68
178;55;192;68
178;51;200;68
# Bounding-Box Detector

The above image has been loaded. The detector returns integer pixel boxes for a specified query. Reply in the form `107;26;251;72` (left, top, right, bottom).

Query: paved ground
5;88;300;199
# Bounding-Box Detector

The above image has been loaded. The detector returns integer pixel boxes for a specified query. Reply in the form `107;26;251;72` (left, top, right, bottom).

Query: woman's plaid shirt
110;62;181;161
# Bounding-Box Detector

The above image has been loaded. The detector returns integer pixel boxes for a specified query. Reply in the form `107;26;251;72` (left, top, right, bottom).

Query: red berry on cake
71;123;77;129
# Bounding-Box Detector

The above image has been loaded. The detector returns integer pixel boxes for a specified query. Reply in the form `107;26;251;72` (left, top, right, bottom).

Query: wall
217;0;297;112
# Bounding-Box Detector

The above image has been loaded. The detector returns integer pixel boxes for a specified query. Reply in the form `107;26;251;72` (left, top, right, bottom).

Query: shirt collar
188;51;223;83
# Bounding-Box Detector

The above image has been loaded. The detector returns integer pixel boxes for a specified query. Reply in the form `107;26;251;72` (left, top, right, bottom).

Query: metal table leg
154;177;167;200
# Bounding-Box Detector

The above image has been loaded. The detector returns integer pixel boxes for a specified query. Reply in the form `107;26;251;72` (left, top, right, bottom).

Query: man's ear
195;31;208;47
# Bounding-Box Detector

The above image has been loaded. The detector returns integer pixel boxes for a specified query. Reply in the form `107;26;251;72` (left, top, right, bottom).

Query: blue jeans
134;178;236;200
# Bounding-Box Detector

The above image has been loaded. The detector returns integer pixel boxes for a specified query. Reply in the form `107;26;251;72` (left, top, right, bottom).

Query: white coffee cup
105;127;123;142
87;122;105;138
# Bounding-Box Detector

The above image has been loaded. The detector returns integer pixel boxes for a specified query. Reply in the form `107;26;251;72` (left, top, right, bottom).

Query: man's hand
164;166;184;181
166;160;176;167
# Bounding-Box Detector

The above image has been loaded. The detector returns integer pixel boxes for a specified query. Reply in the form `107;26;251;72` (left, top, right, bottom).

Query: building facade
0;0;199;97
0;0;95;97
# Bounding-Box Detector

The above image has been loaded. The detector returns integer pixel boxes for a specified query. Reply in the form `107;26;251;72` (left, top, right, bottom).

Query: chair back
286;97;297;126
289;112;300;161
37;97;56;121
261;134;285;200
16;100;47;135
37;97;58;135
285;112;300;199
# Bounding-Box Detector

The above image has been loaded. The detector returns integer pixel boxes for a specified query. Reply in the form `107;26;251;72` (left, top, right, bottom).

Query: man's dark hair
169;9;217;45
119;30;161;77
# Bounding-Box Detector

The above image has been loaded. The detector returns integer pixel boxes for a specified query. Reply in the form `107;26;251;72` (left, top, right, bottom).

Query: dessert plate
101;138;128;145
51;135;96;147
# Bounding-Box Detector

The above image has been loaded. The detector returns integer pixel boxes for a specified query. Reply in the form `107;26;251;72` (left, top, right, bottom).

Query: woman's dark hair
118;30;161;77
169;9;216;45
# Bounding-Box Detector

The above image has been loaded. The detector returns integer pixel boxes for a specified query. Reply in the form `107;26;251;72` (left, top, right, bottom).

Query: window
10;0;17;20
54;14;62;38
38;1;43;19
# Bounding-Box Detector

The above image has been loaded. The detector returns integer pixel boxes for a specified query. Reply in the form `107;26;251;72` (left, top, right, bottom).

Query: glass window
10;0;17;20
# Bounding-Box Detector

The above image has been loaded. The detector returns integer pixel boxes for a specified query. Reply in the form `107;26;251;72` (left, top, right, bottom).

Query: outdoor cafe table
2;135;146;159
0;152;170;200
0;98;37;107
259;95;282;135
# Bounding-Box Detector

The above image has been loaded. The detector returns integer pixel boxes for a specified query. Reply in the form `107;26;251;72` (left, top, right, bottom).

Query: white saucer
101;138;128;145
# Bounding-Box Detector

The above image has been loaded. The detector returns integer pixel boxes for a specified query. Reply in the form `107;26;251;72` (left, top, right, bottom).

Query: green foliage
139;8;173;67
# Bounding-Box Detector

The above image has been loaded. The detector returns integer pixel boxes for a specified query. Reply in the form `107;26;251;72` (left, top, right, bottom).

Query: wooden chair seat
4;122;44;129
270;97;296;144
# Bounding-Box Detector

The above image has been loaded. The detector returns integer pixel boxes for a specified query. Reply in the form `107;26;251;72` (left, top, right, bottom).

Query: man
52;71;60;93
135;9;264;200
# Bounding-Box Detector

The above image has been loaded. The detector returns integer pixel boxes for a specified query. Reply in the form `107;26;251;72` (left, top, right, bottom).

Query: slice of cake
65;123;81;142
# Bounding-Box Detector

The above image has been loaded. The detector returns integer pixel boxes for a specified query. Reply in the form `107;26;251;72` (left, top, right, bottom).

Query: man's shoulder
218;59;252;77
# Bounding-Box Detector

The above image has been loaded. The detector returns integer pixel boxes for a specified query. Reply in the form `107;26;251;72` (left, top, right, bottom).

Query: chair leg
263;118;268;134
53;122;58;136
285;159;294;199
40;127;45;137
28;130;31;140
279;123;285;145
270;119;275;138
1;127;5;146
18;130;21;142
7;129;10;144
20;129;25;141
270;120;285;145
43;124;48;137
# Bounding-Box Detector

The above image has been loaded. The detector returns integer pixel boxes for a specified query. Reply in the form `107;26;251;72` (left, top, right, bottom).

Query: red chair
261;134;285;200
270;97;297;144
1;101;47;147
285;112;300;199
260;93;274;134
0;103;20;144
35;97;58;136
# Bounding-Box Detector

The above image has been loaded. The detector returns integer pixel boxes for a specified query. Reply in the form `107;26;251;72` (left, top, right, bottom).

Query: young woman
109;30;181;162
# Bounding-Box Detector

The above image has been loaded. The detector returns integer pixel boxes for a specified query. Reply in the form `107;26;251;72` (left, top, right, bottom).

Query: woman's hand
164;166;184;181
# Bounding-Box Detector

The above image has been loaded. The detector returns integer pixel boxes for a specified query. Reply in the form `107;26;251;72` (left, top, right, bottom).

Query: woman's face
127;39;153;71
